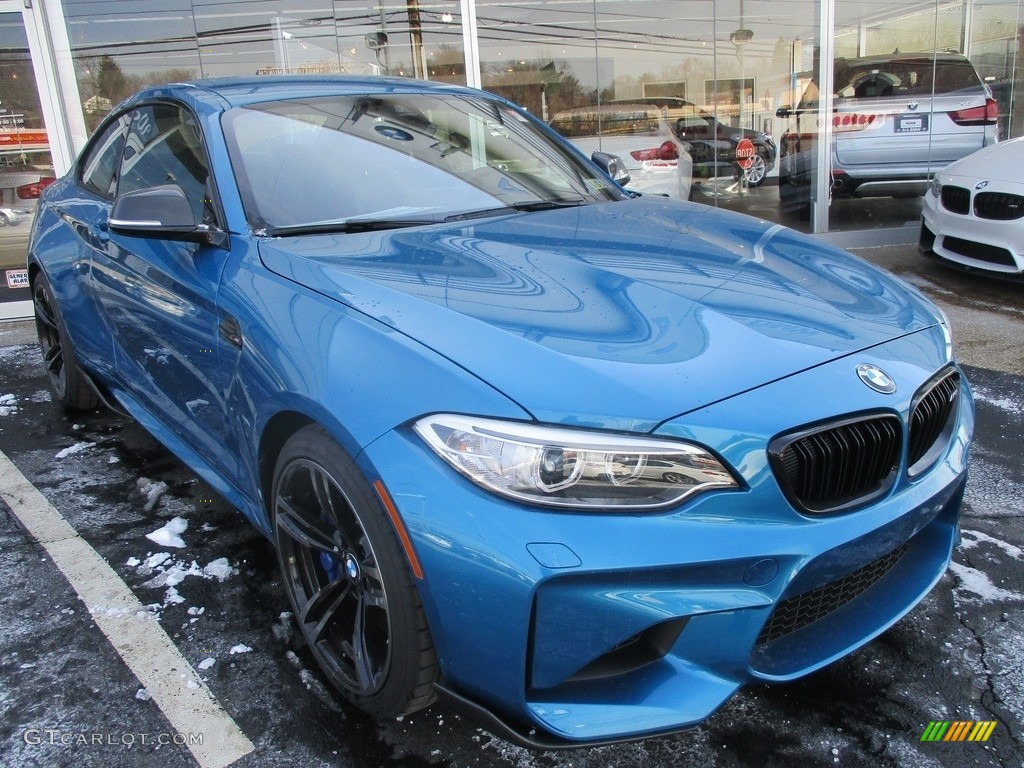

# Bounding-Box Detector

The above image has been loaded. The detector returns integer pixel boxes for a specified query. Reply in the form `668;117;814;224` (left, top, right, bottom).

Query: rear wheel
272;426;438;717
32;273;99;411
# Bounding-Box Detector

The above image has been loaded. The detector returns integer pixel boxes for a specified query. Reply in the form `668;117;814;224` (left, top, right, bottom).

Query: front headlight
929;174;943;197
414;415;740;510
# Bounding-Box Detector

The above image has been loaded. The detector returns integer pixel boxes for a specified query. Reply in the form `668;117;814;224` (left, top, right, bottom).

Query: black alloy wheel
273;426;437;717
32;273;99;411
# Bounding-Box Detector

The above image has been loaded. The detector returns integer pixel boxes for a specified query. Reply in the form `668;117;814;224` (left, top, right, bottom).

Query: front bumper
360;334;973;745
921;193;1024;275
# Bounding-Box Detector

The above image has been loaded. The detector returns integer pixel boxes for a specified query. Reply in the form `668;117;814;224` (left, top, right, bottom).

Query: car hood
259;198;940;431
944;137;1024;183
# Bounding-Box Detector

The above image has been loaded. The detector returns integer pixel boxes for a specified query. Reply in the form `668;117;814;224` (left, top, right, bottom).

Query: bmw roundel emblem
856;364;896;394
975;180;990;190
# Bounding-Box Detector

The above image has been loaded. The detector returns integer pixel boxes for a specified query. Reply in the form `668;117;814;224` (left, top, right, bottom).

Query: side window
118;104;213;224
79;112;132;198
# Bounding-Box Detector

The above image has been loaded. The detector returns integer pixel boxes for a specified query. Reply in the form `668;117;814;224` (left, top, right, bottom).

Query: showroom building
0;0;1021;315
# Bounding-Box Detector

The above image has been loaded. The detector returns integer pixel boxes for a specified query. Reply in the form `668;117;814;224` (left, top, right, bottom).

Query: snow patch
27;389;52;403
202;557;235;581
961;529;1024;560
0;393;17;416
131;552;236;610
145;516;187;548
229;644;252;655
197;657;216;670
55;441;92;459
142;560;204;589
949;561;1024;603
971;384;1024;418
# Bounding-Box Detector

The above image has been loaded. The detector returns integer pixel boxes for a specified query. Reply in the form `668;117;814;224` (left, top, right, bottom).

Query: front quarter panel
215;242;533;533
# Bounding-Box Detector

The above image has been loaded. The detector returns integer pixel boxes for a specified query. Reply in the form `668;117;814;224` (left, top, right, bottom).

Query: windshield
222;92;624;234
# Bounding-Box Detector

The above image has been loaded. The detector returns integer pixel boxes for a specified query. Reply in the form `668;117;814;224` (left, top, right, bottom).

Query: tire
742;155;768;186
32;272;99;411
0;212;8;227
272;425;438;717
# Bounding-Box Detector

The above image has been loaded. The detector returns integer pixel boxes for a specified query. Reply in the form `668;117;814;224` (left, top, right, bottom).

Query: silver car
549;103;693;200
777;53;999;214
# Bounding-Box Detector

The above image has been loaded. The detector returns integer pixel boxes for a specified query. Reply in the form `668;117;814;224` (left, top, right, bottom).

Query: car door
88;102;236;474
39;112;133;374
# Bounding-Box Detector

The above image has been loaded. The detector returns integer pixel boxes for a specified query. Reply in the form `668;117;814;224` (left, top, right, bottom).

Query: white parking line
0;450;254;768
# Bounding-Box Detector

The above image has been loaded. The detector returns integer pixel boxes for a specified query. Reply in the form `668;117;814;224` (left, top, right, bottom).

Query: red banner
0;130;48;147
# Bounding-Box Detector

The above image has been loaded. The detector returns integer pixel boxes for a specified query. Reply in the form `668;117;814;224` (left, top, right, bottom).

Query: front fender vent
769;414;902;515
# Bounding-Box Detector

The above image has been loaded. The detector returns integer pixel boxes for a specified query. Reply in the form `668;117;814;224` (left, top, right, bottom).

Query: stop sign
735;137;756;170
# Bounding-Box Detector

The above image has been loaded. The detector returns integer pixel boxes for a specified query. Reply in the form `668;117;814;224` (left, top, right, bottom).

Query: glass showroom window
34;0;1024;236
480;0;822;229
821;0;1015;232
60;1;467;133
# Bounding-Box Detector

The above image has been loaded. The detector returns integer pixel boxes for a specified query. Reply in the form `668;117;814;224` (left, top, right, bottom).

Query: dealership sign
0;130;49;151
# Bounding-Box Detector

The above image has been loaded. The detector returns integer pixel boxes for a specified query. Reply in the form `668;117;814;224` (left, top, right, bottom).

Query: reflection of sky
265;198;932;366
61;2;465;79
58;1;770;84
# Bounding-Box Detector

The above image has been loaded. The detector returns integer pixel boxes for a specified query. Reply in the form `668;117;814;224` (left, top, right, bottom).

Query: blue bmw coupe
28;77;972;746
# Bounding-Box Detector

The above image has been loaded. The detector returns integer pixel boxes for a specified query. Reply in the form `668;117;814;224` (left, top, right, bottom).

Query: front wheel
272;426;438;717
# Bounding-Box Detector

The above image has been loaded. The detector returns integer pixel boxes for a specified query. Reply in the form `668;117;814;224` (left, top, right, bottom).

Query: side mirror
591;151;631;187
776;105;793;118
110;184;226;247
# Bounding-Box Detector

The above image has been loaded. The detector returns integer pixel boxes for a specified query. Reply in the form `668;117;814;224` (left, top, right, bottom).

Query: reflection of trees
0;53;42;128
425;44;464;83
483;59;594;119
96;55;128;102
79;55;197;131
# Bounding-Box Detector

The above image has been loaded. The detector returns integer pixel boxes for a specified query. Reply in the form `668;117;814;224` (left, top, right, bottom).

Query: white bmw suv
777;53;999;214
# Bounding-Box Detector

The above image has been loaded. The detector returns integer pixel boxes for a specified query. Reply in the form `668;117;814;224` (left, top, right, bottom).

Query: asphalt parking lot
0;243;1022;768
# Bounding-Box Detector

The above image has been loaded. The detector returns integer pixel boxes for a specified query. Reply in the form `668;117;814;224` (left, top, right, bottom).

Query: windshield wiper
443;198;587;223
266;217;440;237
510;198;586;211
